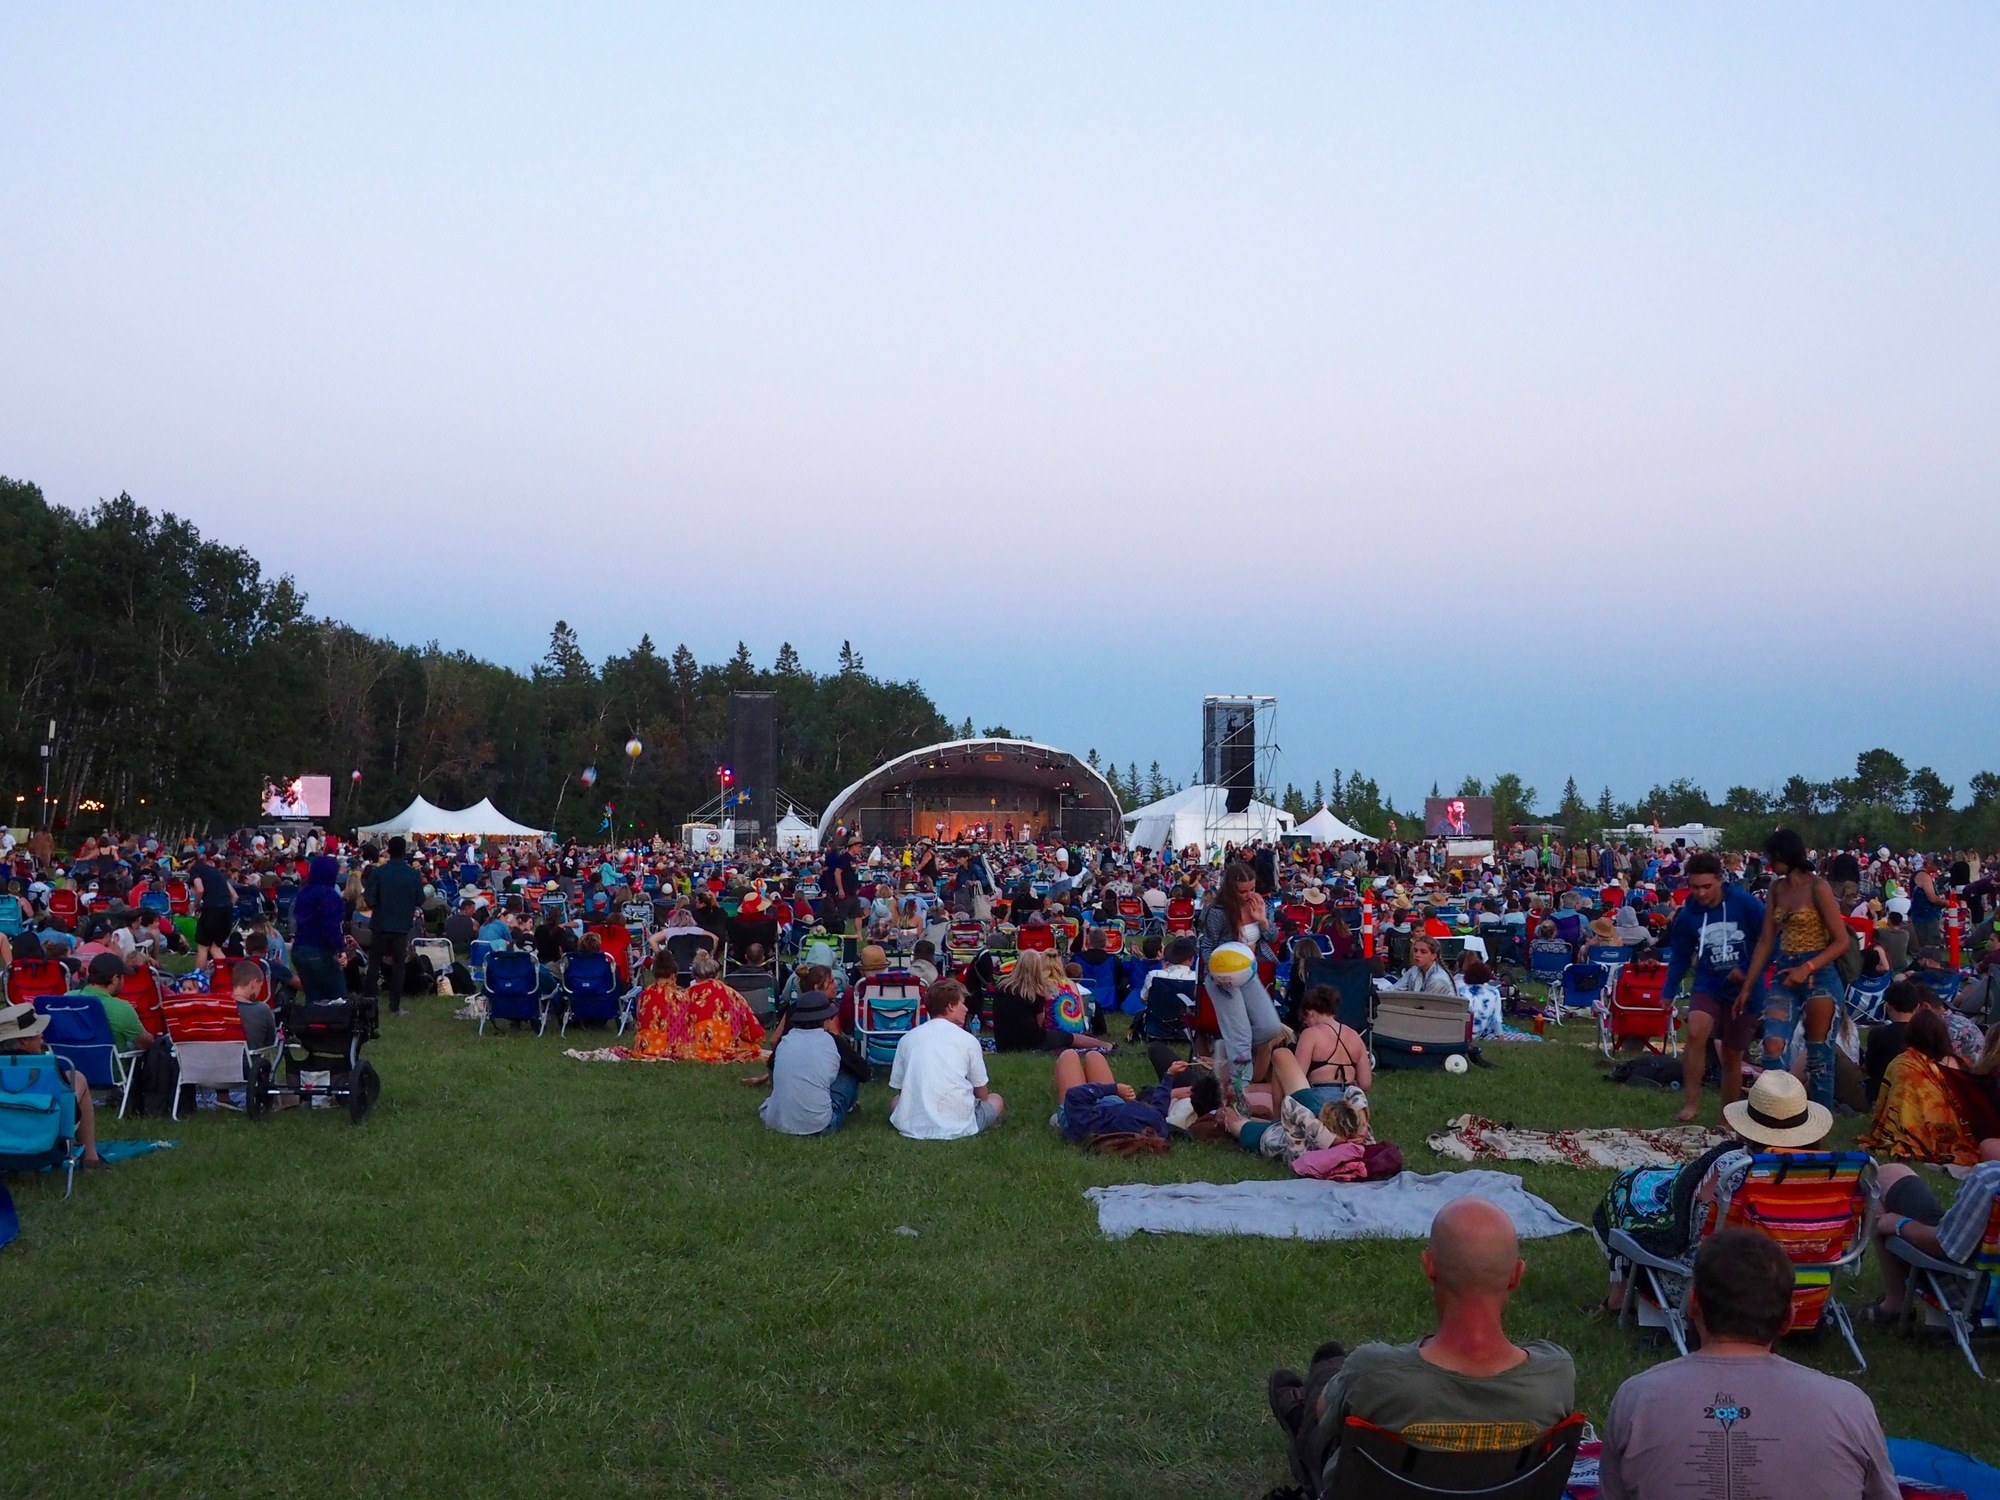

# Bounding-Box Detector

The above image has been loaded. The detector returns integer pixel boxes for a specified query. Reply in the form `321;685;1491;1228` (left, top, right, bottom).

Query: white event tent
1295;806;1373;844
772;811;819;853
1121;784;1294;854
357;795;552;840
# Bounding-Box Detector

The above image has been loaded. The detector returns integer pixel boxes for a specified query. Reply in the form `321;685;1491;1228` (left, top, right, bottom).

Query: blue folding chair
560;951;626;1036
468;938;501;989
1549;961;1609;1025
852;973;925;1068
0;1053;80;1197
35;994;142;1118
1528;944;1572;990
1117;956;1161;1015
1074;953;1120;1016
481;949;547;1036
1846;972;1892;1026
1919;971;1964;1009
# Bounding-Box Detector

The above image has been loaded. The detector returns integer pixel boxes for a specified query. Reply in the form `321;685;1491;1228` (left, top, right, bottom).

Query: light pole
39;718;53;830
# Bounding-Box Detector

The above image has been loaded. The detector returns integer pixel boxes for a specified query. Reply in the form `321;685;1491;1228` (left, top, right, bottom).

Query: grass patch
10;1004;1997;1496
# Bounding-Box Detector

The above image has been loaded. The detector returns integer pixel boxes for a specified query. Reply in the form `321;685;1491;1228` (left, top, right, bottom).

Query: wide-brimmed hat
1589;915;1621;942
0;1001;48;1042
1723;1070;1832;1150
1302;887;1327;906
787;991;839;1026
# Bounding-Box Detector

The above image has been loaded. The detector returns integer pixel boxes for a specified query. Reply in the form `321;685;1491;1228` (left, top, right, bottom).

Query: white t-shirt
887;1018;989;1140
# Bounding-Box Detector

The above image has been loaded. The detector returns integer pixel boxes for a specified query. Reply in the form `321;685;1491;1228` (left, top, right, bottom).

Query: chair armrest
1884;1236;1974;1278
1605;1228;1692;1277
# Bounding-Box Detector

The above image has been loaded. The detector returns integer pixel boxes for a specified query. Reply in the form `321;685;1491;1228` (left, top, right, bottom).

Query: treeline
1271;754;2000;853
0;479;952;840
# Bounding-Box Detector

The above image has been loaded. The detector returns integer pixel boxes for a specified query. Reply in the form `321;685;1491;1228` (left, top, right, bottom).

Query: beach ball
1444;1054;1469;1075
1207;942;1256;990
580;766;598;788
625;739;643;759
350;770;362;783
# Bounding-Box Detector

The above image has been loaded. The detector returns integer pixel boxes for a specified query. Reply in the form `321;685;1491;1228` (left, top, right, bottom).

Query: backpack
1832;924;1863;986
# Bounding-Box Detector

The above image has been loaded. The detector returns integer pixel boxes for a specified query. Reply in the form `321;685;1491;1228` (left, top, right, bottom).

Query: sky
4;5;1997;810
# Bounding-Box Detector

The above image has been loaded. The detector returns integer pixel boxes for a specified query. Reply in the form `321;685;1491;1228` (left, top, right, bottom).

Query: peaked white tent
1296;806;1373;845
1121;785;1294;854
356;796;459;838
356;795;550;839
772;811;819;853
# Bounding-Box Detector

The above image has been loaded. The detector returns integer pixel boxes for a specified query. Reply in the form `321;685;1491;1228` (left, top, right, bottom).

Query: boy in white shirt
888;979;1005;1140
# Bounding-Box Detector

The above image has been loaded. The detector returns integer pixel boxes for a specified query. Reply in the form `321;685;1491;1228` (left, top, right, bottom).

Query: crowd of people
5;817;2000;1495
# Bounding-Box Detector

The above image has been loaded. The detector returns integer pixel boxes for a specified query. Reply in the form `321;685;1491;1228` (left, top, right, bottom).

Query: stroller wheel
348;1060;381;1124
247;1059;273;1122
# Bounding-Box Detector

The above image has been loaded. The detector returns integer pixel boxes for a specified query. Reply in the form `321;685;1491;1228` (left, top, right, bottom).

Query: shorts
973;1097;1002;1133
1883;1173;1945;1226
1687;988;1757;1054
1292;1085;1367;1115
195;908;234;947
1763;950;1845;1051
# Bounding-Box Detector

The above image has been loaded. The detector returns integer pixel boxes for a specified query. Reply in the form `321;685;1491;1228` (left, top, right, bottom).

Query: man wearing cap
0;998;108;1168
759;965;869;1136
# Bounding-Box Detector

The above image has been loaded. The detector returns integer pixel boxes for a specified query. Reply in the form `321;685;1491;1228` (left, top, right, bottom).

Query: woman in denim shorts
1734;828;1851;1112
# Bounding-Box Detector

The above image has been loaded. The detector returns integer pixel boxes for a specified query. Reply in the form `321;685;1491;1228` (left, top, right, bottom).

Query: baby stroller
254;995;383;1123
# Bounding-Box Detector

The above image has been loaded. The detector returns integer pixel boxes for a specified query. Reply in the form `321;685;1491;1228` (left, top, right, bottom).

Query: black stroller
249;995;383;1123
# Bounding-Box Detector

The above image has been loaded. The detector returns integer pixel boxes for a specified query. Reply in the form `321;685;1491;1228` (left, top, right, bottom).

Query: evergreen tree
773;642;802;675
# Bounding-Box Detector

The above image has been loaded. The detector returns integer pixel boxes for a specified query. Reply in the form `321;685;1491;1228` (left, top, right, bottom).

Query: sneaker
1266;1368;1306;1435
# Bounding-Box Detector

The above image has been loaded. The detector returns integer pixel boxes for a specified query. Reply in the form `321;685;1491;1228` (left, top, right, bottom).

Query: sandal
1857;1297;1902;1327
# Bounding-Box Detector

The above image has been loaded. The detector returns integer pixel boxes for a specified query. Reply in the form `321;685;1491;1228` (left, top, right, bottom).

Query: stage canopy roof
817;738;1122;844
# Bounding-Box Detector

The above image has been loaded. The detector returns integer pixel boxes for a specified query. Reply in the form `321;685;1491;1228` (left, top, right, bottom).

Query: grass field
11;1000;1998;1498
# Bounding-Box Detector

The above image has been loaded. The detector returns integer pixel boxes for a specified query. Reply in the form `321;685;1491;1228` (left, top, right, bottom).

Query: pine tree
958;716;975;739
773;642;802;674
1128;762;1141;801
541;620;591;680
1146;761;1166;802
1597;785;1616;825
1087;748;1101;768
837;640;864;675
1312;778;1324;809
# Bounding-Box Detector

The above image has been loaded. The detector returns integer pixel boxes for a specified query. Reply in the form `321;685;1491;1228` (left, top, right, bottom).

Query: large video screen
263;775;331;819
1424;795;1493;838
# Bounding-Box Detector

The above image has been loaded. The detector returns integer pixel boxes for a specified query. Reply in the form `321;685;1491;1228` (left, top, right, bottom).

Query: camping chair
1546;962;1607;1027
1016;925;1056;954
945;920;987;969
1611;1151;1877;1371
1526;944;1570;991
1164;898;1195;936
1846;972;1892;1026
1300;954;1377;1039
117;967;167;1036
1074;953;1119;1015
662;931;718;982
559;951;627;1036
1599;959;1675;1057
1583;942;1635;984
1889;1191;2000;1376
585;923;637;988
1309;1413;1586;1500
1099;924;1125;956
165;880;191;915
0;1053;81;1197
1118;955;1161;1016
1435;936;1466;963
1116;897;1146;929
724;968;778;1019
36;993;143;1118
411;937;457;985
480;949;548;1036
159;993;285;1121
851;972;925;1068
0;900;24;939
47;888;81;925
1918;971;1964;1010
7;959;69;1008
1136;974;1197;1043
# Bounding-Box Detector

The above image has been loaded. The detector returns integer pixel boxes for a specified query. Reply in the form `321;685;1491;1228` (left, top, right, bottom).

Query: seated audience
1215;1047;1370;1165
1267;1199;1575;1496
888;979;1003;1139
625;952;766;1063
1391;936;1456;996
1859;1007;2000;1166
77;951;156;1056
1600;1230;1897;1500
1866;1153;2000;1326
1861;978;1921;1104
1290;983;1371;1093
991;950;1109;1053
759;985;867;1136
232;959;279;1051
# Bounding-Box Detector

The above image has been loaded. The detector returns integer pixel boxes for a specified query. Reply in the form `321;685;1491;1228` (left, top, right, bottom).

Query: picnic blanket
1427;1114;1729;1170
1085;1170;1580;1242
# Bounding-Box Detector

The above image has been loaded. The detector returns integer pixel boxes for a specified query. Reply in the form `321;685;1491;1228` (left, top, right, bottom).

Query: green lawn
11;1004;1997;1497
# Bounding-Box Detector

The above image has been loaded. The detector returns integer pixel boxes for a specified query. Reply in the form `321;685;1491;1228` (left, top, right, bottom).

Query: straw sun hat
1722;1069;1832;1150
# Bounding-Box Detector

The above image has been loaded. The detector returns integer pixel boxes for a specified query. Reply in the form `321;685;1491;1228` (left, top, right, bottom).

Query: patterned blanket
1426;1113;1729;1170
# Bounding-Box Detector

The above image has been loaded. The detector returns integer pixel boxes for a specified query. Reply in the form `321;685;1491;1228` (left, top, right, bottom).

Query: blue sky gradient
3;5;1995;806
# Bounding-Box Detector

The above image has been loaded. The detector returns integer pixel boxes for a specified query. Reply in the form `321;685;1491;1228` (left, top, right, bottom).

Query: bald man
1269;1198;1576;1495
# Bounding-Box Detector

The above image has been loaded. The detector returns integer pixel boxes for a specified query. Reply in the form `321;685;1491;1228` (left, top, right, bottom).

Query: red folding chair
165;880;191;916
587;923;636;988
1017;925;1055;953
7;958;68;1006
47;889;80;925
1165;898;1195;936
117;967;167;1036
1600;958;1675;1057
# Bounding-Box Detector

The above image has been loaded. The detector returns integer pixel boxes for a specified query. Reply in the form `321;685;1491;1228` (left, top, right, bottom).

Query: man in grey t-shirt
1601;1229;1896;1500
759;987;867;1137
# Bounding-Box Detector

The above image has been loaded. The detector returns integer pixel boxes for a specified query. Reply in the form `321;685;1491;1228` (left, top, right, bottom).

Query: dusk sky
5;6;1995;809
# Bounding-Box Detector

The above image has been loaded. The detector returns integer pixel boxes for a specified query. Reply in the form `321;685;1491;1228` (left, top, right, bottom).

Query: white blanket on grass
1085;1170;1581;1242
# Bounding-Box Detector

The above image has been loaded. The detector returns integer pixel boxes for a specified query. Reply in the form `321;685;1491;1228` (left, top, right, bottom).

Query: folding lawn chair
1888;1192;2000;1376
663;931;718;982
159;993;285;1121
1309;1413;1586;1500
117;967;167;1036
1547;961;1606;1027
0;1053;81;1197
559;950;627;1036
480;949;548;1036
851;972;925;1068
1600;959;1675;1057
36;993;143;1119
7;959;69;1008
1846;972;1892;1026
1610;1151;1877;1371
725;968;778;1019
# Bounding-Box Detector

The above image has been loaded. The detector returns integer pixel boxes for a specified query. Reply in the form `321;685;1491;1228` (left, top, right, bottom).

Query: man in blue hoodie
1663;851;1765;1123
